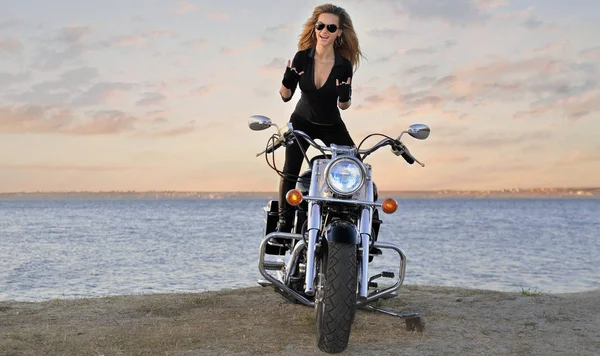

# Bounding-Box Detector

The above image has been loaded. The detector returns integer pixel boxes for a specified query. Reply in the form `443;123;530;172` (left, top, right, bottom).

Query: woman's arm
280;84;292;101
338;99;351;110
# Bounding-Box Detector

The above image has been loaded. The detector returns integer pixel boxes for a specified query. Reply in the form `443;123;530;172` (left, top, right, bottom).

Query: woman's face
315;13;341;47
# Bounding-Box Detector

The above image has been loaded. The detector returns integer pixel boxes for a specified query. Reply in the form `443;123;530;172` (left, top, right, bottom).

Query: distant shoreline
0;187;598;200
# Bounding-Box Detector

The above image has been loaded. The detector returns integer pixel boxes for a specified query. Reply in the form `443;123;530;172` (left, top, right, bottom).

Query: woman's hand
282;60;304;89
336;77;352;109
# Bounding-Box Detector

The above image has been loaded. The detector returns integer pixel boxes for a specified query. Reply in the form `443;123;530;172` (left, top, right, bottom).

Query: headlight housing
325;157;365;195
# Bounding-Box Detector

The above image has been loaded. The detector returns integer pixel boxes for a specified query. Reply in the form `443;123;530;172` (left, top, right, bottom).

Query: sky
0;0;599;192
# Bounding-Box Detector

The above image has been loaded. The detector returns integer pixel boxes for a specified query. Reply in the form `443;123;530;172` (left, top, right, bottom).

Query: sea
0;198;598;302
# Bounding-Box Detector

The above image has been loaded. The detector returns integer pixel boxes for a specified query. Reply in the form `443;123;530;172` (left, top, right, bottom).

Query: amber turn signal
286;189;303;206
381;198;398;214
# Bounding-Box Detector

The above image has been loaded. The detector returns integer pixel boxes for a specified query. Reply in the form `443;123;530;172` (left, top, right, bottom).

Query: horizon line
1;187;598;194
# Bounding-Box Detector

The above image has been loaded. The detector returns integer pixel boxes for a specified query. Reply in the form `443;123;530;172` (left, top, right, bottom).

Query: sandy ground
1;285;599;355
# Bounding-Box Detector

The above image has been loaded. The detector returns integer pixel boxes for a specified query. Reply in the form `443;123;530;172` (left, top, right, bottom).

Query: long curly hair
297;4;363;71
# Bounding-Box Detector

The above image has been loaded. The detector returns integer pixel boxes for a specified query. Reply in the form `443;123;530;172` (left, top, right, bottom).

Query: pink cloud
71;82;135;107
220;38;265;56
207;13;230;21
0;37;23;54
105;30;176;48
70;110;137;134
172;1;198;14
0;105;74;134
474;0;508;10
188;84;221;97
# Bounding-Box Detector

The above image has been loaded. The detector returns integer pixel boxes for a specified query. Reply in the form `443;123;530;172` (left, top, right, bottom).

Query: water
0;198;598;301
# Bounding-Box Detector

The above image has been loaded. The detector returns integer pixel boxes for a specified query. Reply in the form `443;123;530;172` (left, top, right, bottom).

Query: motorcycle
248;115;430;353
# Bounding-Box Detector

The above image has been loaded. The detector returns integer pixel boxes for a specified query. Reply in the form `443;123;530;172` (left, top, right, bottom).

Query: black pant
278;114;355;214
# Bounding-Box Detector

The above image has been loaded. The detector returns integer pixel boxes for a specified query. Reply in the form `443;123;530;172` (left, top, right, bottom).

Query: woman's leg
276;117;310;232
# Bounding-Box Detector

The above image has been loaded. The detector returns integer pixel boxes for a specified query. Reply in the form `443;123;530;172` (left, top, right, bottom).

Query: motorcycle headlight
325;157;365;195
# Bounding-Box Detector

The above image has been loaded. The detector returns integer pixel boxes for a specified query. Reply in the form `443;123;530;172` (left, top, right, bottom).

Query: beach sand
1;285;599;355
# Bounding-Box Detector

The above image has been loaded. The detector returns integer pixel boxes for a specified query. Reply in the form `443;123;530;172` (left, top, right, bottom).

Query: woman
276;3;363;233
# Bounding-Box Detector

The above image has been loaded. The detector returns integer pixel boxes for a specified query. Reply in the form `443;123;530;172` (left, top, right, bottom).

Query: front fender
324;220;360;245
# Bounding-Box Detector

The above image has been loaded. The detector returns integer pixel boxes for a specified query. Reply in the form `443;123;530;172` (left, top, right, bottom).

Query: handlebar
257;126;424;167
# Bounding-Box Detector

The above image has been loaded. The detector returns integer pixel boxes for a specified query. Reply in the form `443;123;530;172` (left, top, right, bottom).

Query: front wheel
315;241;357;353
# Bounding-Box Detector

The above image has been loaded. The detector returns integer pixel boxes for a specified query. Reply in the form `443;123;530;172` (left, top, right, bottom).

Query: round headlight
325;157;365;195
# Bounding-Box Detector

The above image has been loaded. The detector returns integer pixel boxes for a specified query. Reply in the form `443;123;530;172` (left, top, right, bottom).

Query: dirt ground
1;285;599;355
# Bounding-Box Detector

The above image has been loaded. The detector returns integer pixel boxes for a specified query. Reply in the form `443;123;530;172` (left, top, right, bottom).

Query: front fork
304;201;371;298
303;203;372;298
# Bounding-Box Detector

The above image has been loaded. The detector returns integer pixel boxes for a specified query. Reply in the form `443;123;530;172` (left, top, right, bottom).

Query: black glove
336;81;352;103
282;67;301;89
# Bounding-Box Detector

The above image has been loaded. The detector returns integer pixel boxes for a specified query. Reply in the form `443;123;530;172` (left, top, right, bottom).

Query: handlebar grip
401;151;415;164
392;141;415;164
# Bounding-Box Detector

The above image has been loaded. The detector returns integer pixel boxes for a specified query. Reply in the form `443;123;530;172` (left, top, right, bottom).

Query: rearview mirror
407;124;430;140
248;115;273;131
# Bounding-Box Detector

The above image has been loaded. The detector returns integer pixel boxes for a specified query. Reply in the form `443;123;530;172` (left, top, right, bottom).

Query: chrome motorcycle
249;115;429;353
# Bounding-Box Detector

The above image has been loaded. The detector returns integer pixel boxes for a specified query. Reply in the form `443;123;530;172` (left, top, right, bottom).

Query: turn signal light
381;198;398;214
286;189;303;206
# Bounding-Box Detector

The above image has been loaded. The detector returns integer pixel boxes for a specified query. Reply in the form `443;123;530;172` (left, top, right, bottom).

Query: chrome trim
258;235;406;307
359;207;371;298
304;202;320;296
356;241;407;306
302;195;382;207
257;233;314;306
303;164;322;297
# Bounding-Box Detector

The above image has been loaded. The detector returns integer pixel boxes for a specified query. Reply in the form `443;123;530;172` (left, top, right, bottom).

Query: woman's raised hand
281;59;304;89
336;77;352;103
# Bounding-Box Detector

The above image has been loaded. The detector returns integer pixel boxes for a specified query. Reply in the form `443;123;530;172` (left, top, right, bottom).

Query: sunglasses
315;22;339;33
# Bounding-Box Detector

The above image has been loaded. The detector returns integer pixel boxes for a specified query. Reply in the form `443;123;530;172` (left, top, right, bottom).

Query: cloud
31;66;98;91
524;41;568;56
405;47;437;55
207;13;230;21
395;0;491;25
101;30;176;48
514;89;600;122
262;58;286;73
264;23;294;32
136;92;167;106
522;16;543;29
220;38;265;56
34;45;83;71
71;82;136;107
0;37;23;55
8;90;71;105
556;151;600;165
0;105;75;134
182;38;208;51
7;67;98;105
0;71;30;88
459;131;553;147
56;25;92;45
171;1;198;14
474;0;508;10
72;110;137;134
1;163;137;172
405;65;437;75
580;45;600;60
0;18;21;30
137;125;197;138
189;84;221;97
367;28;406;38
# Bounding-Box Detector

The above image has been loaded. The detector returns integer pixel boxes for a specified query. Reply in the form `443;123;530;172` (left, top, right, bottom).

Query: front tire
315;241;357;353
